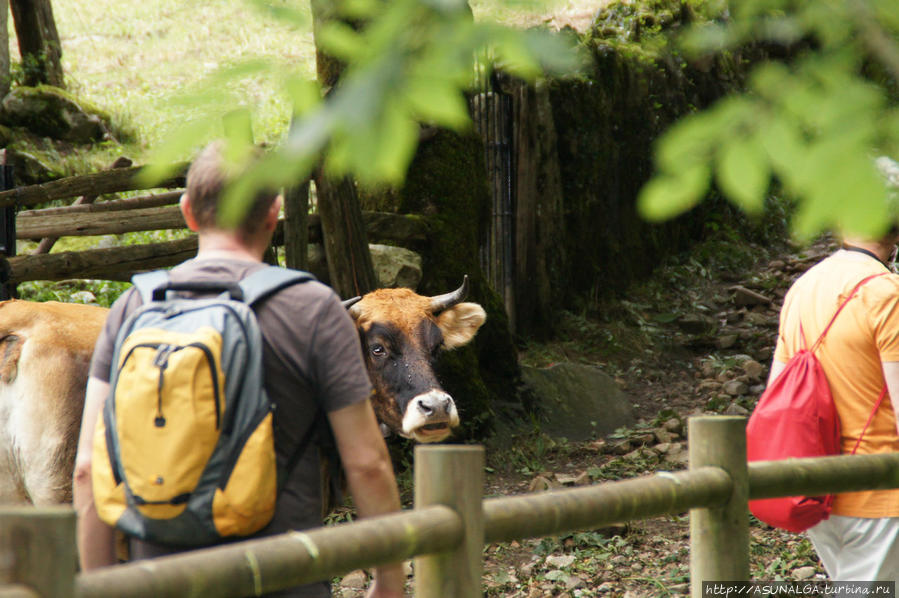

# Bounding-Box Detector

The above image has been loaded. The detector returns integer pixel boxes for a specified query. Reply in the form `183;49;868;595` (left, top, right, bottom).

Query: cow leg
0;382;31;503
3;342;82;505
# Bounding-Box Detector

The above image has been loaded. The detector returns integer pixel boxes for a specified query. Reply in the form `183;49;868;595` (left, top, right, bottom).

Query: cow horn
429;276;469;313
342;296;362;310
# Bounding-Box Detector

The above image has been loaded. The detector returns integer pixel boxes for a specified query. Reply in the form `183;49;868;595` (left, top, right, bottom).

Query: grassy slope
42;0;316;159
41;0;594;162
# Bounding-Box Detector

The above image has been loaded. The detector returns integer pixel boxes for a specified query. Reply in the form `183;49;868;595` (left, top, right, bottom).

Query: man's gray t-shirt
89;258;372;596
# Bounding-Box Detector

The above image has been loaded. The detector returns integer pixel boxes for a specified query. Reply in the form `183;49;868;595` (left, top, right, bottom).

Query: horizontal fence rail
76;506;462;598
0;585;39;598
0;165;188;209
749;452;899;499
484;465;732;543
4;416;899;598
7;212;429;284
14;204;429;243
17;205;186;239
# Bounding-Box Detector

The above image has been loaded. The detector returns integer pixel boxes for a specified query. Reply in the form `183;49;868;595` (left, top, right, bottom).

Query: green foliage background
637;0;899;239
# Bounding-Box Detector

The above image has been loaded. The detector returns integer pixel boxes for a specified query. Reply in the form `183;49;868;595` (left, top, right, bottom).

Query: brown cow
0;278;485;504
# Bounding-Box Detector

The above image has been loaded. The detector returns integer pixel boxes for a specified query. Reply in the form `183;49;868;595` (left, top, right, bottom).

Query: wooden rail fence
3;415;899;598
0;165;430;285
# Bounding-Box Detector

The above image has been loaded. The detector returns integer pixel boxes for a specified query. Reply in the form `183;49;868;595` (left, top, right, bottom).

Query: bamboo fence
2;416;899;598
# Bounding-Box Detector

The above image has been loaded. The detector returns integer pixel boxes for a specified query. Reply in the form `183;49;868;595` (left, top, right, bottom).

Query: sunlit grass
25;0;316;161
7;0;602;165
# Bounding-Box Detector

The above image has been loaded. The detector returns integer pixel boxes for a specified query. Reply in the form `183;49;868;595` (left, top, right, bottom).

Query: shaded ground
335;229;840;597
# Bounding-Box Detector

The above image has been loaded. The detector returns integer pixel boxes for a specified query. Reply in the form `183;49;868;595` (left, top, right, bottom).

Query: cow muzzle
401;390;459;443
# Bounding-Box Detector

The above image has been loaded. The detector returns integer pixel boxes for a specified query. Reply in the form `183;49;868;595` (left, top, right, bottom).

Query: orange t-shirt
773;250;899;518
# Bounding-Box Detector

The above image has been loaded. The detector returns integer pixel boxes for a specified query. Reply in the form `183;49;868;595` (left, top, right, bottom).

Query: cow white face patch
401;389;459;443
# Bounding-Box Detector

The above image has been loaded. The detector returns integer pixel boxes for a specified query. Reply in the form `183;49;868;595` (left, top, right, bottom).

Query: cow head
345;276;486;443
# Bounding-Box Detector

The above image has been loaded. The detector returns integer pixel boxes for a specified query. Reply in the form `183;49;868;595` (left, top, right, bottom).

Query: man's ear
180;193;200;232
266;195;283;232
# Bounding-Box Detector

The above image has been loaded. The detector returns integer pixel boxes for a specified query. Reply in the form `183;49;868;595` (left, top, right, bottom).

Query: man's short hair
186;142;278;241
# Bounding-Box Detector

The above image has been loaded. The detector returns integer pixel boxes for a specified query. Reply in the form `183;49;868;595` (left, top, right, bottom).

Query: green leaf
284;76;322;117
490;30;543;80
655;114;719;172
757;114;805;186
246;0;309;26
519;28;584;76
318;21;366;62
341;0;380;19
680;22;730;56
750;61;792;101
405;78;470;128
716;135;770;214
222;109;254;148
874;0;899;31
138;119;219;186
637;164;711;222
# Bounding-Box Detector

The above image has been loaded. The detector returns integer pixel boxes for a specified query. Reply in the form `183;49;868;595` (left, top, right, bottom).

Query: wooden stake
689;416;749;597
414;445;484;598
0;507;76;598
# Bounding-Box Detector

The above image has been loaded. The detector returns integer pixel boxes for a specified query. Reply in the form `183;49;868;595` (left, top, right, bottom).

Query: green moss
0;85;136;145
583;0;696;61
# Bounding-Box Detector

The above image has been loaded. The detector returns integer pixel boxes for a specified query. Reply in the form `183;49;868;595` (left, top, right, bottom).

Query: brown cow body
0;279;485;505
0;300;107;504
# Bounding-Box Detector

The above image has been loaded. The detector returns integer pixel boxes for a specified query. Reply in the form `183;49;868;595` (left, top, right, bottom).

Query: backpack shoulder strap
851;385;888;455
239;266;317;306
131;270;170;304
810;272;888;353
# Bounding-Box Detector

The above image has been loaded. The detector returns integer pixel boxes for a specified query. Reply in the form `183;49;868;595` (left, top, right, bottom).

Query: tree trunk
9;0;64;88
309;0;377;298
312;172;378;297
0;0;10;98
283;181;310;271
511;79;565;339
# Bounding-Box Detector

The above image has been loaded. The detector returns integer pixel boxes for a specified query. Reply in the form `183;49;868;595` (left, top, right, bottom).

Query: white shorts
807;514;899;582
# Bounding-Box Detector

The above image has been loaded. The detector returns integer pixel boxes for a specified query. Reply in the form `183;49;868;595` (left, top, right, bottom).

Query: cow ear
436;302;486;349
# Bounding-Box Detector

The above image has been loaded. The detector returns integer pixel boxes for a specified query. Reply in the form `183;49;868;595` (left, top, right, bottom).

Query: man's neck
842;238;892;263
195;231;264;263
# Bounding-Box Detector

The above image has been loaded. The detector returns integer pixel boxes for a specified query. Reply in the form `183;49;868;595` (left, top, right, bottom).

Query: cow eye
370;344;387;358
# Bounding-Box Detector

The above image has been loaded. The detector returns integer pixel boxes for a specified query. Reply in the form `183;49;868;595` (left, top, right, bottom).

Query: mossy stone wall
546;40;745;309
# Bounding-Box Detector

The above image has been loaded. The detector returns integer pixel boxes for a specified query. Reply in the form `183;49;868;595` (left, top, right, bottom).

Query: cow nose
416;393;452;416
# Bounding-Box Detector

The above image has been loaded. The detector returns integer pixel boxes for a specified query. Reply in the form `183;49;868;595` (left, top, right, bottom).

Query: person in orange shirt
770;160;899;581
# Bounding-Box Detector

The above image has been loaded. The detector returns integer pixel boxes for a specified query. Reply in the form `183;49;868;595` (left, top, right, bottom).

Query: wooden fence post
689;416;749;597
414;445;484;598
0;507;76;598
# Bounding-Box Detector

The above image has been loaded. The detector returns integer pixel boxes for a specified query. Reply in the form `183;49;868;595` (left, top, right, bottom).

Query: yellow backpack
92;266;313;545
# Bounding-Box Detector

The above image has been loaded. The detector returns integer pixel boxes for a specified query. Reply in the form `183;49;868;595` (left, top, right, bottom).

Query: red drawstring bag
747;273;886;532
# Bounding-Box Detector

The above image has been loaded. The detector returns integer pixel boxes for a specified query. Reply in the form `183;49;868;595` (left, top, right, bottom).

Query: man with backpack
72;141;405;598
766;220;899;582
